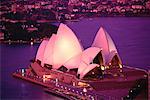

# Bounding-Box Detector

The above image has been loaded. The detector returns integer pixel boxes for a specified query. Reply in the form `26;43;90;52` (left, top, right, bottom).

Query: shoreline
12;66;148;100
1;16;150;23
0;40;41;44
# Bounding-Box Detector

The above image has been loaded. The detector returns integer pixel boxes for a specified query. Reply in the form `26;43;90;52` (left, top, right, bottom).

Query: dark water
1;44;62;100
1;17;150;99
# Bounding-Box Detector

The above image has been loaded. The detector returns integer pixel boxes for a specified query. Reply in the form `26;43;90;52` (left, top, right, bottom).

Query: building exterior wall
31;61;79;85
48;69;79;85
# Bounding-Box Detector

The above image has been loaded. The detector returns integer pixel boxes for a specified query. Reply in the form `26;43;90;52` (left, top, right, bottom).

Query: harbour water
1;44;63;100
1;17;150;99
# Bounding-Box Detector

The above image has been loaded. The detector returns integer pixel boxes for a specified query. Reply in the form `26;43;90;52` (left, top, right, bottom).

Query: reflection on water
1;17;150;99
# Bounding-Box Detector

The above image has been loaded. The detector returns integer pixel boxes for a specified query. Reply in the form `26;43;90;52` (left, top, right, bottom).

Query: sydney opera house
31;23;122;82
13;23;148;99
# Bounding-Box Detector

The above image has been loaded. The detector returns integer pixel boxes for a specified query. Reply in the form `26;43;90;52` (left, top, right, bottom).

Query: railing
14;71;111;100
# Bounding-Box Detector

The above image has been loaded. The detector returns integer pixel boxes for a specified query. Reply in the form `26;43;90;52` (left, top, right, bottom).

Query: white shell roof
92;27;117;55
77;61;88;77
81;47;102;65
64;53;82;69
50;23;83;69
36;39;49;63
107;50;122;64
80;64;99;79
92;27;121;65
41;34;56;67
35;24;122;79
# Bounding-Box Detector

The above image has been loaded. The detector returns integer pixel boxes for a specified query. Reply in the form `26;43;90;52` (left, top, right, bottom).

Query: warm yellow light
43;74;51;79
78;82;90;87
119;64;122;68
78;82;86;86
105;66;109;69
43;75;51;82
101;66;105;71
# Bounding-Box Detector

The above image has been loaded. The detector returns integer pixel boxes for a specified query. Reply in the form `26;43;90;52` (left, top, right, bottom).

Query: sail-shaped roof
80;64;99;79
92;27;121;64
92;27;117;56
77;61;88;77
81;47;102;65
107;51;122;64
41;34;56;67
52;23;83;69
35;24;122;78
64;53;82;69
36;39;49;63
